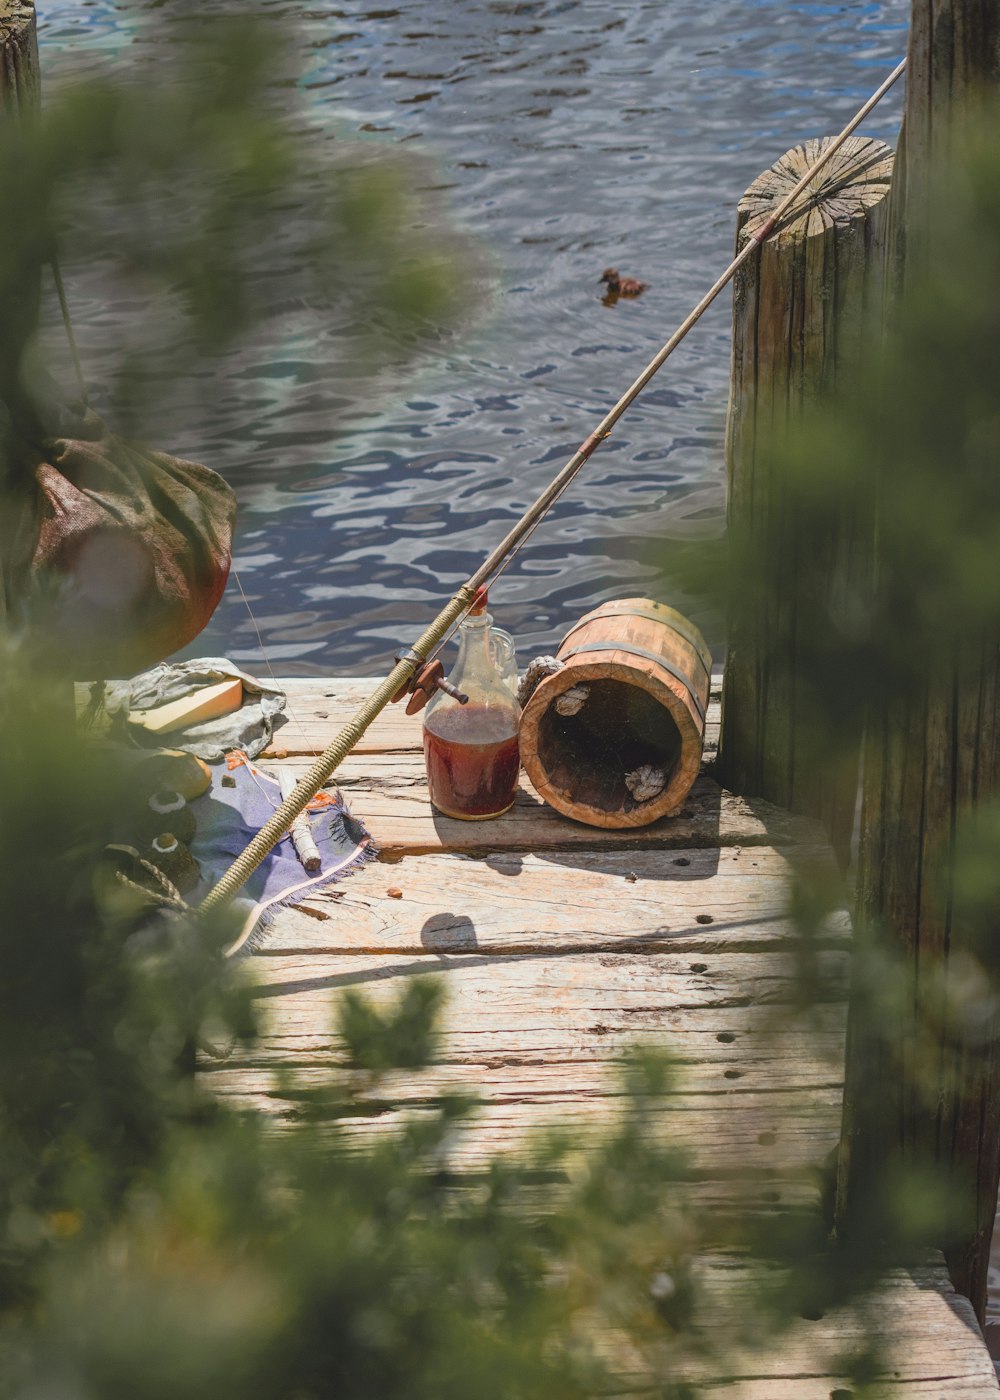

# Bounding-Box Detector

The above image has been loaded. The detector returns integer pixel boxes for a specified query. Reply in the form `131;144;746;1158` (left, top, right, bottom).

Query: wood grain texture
838;8;1000;1323
210;1040;848;1095
188;677;996;1393
285;750;820;858
519;598;711;828
606;1254;1000;1398
77;678;720;761
215;948;846;1174
477;1251;995;1396
0;0;40;508
892;0;1000;270
265;676;723;760
0;1;38;118
719;135;894;864
257;844;850;957
841;658;1000;1319
243;998;849;1067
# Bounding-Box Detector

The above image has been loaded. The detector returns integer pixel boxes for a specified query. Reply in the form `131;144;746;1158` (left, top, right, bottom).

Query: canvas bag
6;399;236;676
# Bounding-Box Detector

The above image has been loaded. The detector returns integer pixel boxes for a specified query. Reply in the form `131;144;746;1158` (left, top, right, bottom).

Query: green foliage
0;666;710;1396
7;7;1000;1395
0;648;919;1398
0;7;471;447
669;116;1000;1304
684;127;1000;729
339;978;445;1073
0;659;244;1316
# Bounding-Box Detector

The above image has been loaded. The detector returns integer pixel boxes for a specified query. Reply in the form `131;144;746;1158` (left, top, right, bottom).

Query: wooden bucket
519;598;711;829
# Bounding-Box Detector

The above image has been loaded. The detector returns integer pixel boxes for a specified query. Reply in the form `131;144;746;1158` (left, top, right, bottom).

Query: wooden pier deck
202;676;1000;1398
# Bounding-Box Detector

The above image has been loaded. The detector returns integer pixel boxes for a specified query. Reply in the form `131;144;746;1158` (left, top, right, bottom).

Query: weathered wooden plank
287;751;821;857
206;1093;842;1178
205;1047;846;1103
242;949;850;1021
205;1070;845;1168
261;678;438;755
695;1258;993;1374
262;677;722;759
441;1176;824;1220
230;1034;848;1081
707;1269;998;1397
695;1383;997;1398
259;844;850;957
74;678;719;763
217;950;847;1172
245;1001;848;1067
603;1255;1000;1398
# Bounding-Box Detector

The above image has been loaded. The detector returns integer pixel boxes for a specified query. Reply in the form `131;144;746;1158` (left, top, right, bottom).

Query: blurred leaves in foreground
1;2;474;448
4;6;1000;1395
679;121;1000;730
669;111;1000;1310
0;654;693;1399
0;650;974;1398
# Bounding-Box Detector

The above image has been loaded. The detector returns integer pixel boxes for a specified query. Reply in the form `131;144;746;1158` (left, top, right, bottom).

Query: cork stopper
469;587;488;616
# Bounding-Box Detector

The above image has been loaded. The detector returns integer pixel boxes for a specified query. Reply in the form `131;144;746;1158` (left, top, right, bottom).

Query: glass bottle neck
455;611;491;668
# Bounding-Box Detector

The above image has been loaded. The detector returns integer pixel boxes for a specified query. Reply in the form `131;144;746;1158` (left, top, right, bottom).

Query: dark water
39;0;907;677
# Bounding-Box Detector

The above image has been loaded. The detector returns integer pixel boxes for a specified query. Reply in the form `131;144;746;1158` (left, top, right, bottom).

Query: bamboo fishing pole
200;55;907;926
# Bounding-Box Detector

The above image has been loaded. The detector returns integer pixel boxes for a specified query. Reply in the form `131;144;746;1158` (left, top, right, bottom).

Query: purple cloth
190;756;376;954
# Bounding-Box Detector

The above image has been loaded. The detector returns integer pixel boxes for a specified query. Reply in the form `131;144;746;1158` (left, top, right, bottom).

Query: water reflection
38;0;907;675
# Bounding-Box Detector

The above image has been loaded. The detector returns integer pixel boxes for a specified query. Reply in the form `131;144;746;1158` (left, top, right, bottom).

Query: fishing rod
200;54;907;927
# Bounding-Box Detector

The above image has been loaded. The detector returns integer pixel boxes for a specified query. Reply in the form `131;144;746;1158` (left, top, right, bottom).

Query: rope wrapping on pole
201;56;907;933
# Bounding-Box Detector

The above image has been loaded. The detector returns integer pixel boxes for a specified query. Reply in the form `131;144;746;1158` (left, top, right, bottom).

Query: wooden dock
201;676;1000;1398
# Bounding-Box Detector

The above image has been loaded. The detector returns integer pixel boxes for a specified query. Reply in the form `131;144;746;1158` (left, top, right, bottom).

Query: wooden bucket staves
518;598;711;829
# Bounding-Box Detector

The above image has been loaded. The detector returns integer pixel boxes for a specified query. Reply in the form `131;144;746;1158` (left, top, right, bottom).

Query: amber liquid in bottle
423;704;520;819
422;592;521;820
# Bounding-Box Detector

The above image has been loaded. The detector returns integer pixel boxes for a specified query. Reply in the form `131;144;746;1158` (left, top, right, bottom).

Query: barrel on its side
519;598;711;829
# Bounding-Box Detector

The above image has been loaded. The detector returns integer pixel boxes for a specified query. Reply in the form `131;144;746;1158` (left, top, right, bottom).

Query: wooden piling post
0;1;39;627
0;1;38;119
837;0;1000;1323
889;0;1000;272
0;0;41;393
718;135;894;863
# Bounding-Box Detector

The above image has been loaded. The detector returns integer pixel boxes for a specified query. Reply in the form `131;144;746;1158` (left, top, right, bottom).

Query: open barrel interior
535;678;683;816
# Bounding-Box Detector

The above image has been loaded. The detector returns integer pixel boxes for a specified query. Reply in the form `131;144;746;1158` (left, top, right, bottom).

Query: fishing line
423;455;607;669
232;567;312;749
51;253;90;409
423;59;906;664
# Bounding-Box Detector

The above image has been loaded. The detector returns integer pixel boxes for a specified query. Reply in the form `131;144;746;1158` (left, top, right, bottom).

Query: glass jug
423;593;521;819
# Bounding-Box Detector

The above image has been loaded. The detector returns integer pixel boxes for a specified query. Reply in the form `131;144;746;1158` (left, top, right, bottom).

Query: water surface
39;0;908;676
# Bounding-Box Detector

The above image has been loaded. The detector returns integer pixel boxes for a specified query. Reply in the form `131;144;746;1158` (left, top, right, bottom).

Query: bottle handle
490;628;518;688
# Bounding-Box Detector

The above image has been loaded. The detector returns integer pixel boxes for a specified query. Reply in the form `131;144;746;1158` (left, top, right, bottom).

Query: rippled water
39;0;908;676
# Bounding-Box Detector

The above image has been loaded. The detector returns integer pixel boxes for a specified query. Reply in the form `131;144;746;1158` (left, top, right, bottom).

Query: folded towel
191;752;376;955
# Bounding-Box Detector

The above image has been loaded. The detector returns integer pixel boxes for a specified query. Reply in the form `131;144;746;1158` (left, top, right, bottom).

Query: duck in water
600;267;647;298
